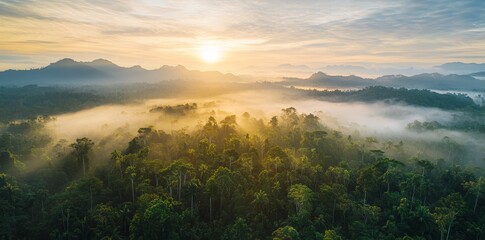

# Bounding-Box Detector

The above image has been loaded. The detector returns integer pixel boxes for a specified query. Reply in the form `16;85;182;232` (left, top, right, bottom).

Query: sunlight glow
198;44;223;63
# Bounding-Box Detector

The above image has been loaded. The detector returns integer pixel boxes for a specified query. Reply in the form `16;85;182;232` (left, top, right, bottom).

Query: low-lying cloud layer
43;89;485;167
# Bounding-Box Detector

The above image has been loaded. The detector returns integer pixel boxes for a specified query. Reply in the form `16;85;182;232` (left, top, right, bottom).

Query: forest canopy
1;104;484;239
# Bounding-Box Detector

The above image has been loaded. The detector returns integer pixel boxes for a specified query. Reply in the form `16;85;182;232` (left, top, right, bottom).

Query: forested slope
300;86;479;110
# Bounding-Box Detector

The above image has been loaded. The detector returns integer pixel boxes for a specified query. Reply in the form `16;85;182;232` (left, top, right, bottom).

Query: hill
0;58;240;86
280;72;485;90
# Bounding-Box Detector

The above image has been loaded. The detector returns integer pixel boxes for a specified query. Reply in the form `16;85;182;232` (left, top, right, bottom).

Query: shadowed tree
252;190;269;214
126;166;136;202
0;151;15;173
463;177;483;213
140;198;179;240
207;167;234;215
432;193;465;240
0;173;20;240
221;217;252;240
92;203;122;239
160;160;193;201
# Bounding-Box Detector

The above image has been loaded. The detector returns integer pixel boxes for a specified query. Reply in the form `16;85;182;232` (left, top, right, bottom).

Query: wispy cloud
0;0;484;73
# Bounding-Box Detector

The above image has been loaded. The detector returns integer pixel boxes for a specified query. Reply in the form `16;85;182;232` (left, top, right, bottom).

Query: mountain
279;72;485;90
375;73;484;90
0;58;109;85
0;58;240;86
275;64;311;70
434;62;485;74
470;71;485;77
282;72;375;88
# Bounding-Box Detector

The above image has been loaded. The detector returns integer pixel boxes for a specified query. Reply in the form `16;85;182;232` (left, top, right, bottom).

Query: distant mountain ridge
434;62;485;73
470;71;485;77
2;59;485;90
0;58;240;86
280;71;485;90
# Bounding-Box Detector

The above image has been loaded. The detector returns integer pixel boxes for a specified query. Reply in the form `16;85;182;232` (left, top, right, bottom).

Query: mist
36;87;485;169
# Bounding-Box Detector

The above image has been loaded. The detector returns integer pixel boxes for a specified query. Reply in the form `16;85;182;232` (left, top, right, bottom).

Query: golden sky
1;0;484;75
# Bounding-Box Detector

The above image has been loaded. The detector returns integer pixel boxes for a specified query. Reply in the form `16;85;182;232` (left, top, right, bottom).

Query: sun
198;44;223;64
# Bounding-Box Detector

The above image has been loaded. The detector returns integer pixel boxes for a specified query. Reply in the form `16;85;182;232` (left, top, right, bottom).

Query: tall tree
70;138;94;176
288;184;313;217
432;193;465;240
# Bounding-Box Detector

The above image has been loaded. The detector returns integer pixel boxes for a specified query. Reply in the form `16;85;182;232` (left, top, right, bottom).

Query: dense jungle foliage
1;107;484;240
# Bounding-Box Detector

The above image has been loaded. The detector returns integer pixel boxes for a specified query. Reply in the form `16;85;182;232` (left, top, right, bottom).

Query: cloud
0;52;31;62
0;0;484;72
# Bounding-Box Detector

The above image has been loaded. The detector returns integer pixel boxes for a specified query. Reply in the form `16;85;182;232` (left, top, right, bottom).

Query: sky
1;0;485;76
